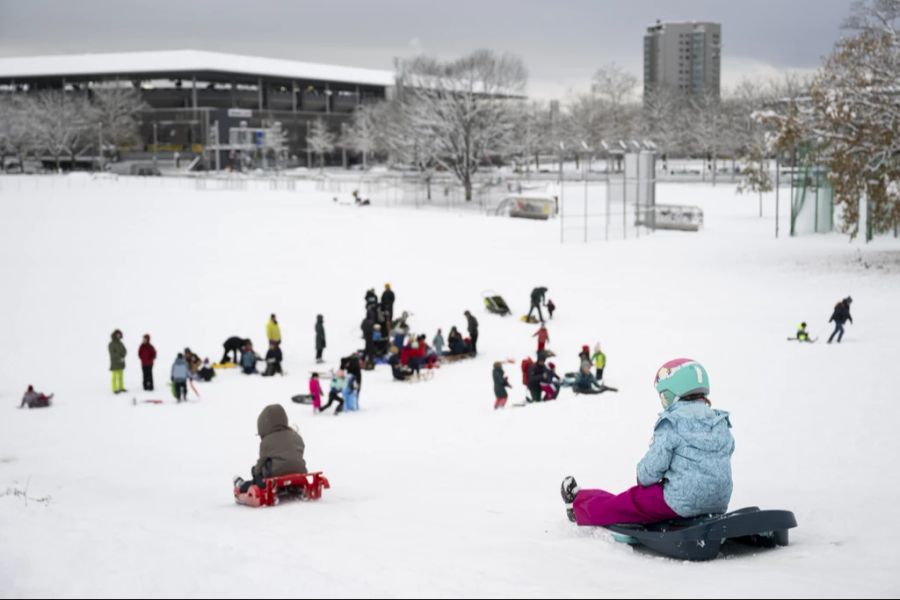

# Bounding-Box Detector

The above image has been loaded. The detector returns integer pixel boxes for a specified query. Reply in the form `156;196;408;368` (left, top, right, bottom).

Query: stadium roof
0;49;396;87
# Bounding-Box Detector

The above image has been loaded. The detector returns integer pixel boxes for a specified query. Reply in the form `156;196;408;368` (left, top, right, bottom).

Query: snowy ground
1;175;899;598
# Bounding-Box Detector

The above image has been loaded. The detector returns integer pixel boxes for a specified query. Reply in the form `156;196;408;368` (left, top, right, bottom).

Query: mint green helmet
654;358;710;408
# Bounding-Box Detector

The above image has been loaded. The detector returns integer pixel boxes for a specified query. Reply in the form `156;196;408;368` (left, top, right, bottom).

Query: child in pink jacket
309;372;323;412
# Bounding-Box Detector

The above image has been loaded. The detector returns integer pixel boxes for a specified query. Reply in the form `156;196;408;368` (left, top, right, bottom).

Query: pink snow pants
573;483;680;527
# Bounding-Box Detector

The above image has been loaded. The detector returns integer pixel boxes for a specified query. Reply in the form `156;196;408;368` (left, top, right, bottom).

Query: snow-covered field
1;175;899;598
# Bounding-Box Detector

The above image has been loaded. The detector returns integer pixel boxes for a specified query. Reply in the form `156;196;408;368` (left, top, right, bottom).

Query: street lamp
580;140;592;243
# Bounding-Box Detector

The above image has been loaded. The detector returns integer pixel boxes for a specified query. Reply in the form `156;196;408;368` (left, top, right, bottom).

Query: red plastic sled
234;472;330;507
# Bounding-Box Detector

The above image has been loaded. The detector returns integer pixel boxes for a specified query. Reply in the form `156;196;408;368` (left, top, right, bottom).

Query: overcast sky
0;0;855;99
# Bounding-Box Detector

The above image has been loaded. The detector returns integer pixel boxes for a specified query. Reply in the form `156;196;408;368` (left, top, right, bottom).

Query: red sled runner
234;472;330;507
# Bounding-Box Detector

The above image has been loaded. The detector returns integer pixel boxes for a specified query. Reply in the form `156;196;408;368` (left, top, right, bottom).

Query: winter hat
548;362;556;370
581;345;590;353
594;342;601;353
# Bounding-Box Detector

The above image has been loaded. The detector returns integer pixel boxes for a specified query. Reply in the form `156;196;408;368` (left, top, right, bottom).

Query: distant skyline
0;0;854;100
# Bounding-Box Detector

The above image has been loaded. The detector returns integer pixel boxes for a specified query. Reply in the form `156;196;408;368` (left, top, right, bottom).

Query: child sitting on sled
561;358;734;526
234;404;307;493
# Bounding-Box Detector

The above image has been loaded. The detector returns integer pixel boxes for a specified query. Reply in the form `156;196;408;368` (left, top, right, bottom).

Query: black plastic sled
483;292;512;316
291;394;313;404
604;506;797;561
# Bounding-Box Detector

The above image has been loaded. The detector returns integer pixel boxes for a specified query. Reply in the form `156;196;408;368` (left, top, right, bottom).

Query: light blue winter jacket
636;400;735;517
171;358;190;382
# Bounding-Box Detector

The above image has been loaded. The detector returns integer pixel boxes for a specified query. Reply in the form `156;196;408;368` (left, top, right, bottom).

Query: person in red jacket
533;325;550;354
138;334;157;391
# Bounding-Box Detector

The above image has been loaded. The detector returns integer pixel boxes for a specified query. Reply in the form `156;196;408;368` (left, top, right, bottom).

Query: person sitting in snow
572;363;608;395
240;342;260;375
19;385;52;409
262;341;283;377
795;322;812;342
389;347;413;381
447;326;466;355
561;359;733;526
234;404;307;494
541;362;562;400
197;358;216;382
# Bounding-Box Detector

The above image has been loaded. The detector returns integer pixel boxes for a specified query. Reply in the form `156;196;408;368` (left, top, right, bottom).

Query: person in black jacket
262;342;283;376
381;284;395;328
315;315;326;363
447;326;466;355
493;362;511;409
361;317;375;363
464;310;479;356
527;358;547;403
528;287;548;323
828;296;853;344
221;336;250;364
365;288;378;311
343;354;363;394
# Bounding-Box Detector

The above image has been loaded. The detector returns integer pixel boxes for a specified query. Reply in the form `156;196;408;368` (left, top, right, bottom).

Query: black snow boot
561;476;580;523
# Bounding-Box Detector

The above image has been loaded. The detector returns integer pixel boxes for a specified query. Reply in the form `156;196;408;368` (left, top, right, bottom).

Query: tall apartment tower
643;21;721;104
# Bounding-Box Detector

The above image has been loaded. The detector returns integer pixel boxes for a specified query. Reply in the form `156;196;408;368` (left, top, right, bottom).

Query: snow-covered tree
306;118;335;172
0;96;35;171
640;84;683;169
28;90;96;171
510;101;551;174
89;87;147;152
343;104;378;169
399;49;527;201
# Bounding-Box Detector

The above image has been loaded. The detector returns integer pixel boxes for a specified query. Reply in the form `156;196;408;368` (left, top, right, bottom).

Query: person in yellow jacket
591;343;606;383
267;314;282;346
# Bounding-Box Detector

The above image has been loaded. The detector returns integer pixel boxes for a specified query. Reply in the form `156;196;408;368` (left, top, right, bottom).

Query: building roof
0;49;396;87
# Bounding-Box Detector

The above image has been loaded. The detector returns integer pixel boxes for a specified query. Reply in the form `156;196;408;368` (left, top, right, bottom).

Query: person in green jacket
108;329;127;394
591;343;606;383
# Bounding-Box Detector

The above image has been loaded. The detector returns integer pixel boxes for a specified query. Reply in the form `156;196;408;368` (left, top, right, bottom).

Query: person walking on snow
465;310;479;356
108;329;127;394
267;314;282;347
828;297;853;344
493;362;512;409
138;334;157;391
308;372;323;412
533;325;550;354
528;287;548;323
315;315;326;363
171;353;190;403
561;358;733;526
